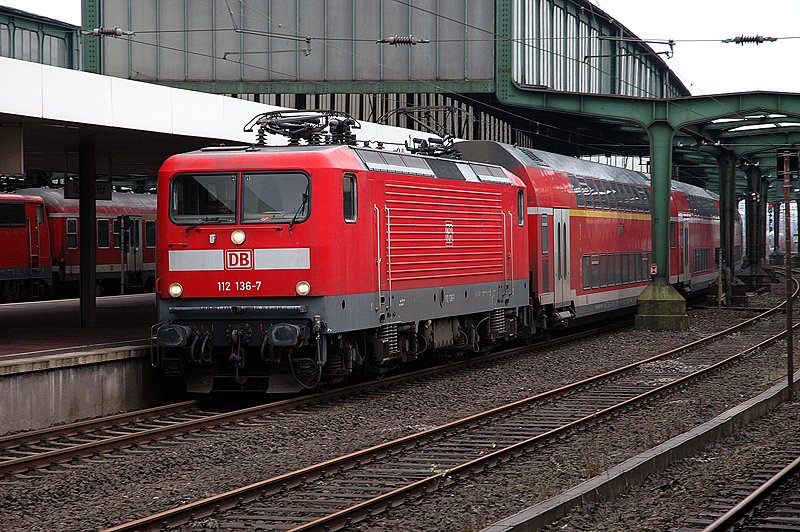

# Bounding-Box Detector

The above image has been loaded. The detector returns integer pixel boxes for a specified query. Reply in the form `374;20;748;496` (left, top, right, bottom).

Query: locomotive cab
155;150;325;393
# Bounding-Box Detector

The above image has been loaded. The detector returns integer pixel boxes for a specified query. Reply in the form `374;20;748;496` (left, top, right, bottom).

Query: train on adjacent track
0;188;156;301
153;111;742;393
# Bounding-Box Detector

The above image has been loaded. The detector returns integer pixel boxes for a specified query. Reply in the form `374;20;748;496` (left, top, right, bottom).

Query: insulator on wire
376;35;430;46
723;34;777;45
84;26;134;37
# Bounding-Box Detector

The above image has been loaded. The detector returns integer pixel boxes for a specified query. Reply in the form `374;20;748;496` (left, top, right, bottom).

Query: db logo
225;249;254;270
444;221;454;246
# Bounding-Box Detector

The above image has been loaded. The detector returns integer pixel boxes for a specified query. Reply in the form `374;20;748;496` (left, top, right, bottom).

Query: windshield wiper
288;184;310;231
183;216;222;233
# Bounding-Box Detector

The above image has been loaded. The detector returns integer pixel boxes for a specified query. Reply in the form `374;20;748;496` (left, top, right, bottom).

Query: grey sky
589;0;800;94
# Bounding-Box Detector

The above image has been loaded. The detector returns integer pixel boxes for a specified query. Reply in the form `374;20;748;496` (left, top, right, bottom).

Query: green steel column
636;121;687;331
773;201;781;257
648;121;673;283
760;177;770;265
718;151;736;302
796;199;800;256
82;0;101;73
745;165;761;269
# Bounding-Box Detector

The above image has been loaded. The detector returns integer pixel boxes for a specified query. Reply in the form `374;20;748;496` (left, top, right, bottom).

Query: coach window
582;254;591;289
670;222;676;248
145;220;156;247
112;219;121;248
621;183;634;211
541;214;549;253
568;174;584;208
0;203;24;226
621;252;629;283
66;218;78;249
598;181;610;210
343;173;357;223
575;176;588;208
635;186;646;212
583;177;595;208
611;184;623;209
591;253;600;288
171;173;237;224
243;172;310;224
97;219;110;249
599;254;607;287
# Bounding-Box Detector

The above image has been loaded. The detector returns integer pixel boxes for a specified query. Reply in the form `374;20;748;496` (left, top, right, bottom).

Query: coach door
553;209;571;305
679;217;690;284
126;217;144;274
26;204;41;270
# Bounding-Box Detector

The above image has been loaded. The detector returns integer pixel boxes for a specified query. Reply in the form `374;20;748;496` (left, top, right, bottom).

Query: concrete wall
1;350;179;435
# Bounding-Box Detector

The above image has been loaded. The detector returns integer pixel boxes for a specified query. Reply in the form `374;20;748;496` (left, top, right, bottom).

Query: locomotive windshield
171;173;237;223
242;172;310;224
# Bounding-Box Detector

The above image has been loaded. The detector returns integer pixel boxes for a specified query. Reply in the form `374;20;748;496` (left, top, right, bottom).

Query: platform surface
0;293;156;358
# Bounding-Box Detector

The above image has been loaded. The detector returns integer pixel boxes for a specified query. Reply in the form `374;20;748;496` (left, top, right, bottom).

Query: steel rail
0;400;199;448
104;279;798;532
0;322;628;477
703;453;800;531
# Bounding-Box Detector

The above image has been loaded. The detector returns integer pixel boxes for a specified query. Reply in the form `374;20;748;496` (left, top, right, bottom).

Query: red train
153;111;741;393
0;188;156;301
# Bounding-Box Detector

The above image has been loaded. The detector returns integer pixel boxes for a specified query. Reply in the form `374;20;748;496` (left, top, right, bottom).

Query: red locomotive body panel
156;147;528;302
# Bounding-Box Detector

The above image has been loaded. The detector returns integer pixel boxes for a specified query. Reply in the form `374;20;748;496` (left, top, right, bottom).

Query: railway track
684;441;800;531
104;282;798;531
0;322;628;478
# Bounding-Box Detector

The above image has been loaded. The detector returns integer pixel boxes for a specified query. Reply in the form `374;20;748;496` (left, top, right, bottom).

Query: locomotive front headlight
168;282;184;298
295;281;311;296
231;229;246;245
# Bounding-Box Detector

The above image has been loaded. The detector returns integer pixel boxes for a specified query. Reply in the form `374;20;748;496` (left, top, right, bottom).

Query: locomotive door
553;209;571;305
679;217;690;284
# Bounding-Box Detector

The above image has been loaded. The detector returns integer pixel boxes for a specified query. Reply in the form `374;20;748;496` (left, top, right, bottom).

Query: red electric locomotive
154;111;741;394
154;112;531;393
1;188;157;300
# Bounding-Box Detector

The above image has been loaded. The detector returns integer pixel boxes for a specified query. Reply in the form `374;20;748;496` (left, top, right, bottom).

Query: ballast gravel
0;287;793;531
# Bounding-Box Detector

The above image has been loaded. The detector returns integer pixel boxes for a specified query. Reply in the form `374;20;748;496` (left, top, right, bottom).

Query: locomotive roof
182;143;520;186
16;188;157;210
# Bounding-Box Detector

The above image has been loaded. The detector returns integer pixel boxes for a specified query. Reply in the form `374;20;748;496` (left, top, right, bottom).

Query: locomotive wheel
434;350;464;364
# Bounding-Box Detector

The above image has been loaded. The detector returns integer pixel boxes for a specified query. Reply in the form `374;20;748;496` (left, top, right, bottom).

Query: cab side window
343;173;357;223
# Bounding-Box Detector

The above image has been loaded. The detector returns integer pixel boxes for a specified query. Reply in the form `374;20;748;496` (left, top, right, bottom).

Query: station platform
0;293;156;359
0;293;164;434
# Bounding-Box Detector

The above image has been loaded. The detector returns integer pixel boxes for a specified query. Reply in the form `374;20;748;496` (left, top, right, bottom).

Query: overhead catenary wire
107;0;800;161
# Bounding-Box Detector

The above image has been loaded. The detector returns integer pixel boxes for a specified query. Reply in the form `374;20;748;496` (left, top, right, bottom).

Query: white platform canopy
0;56;418;178
0;56;422;326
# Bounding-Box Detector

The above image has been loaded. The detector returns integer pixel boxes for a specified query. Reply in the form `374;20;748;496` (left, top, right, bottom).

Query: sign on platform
64;177;113;200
